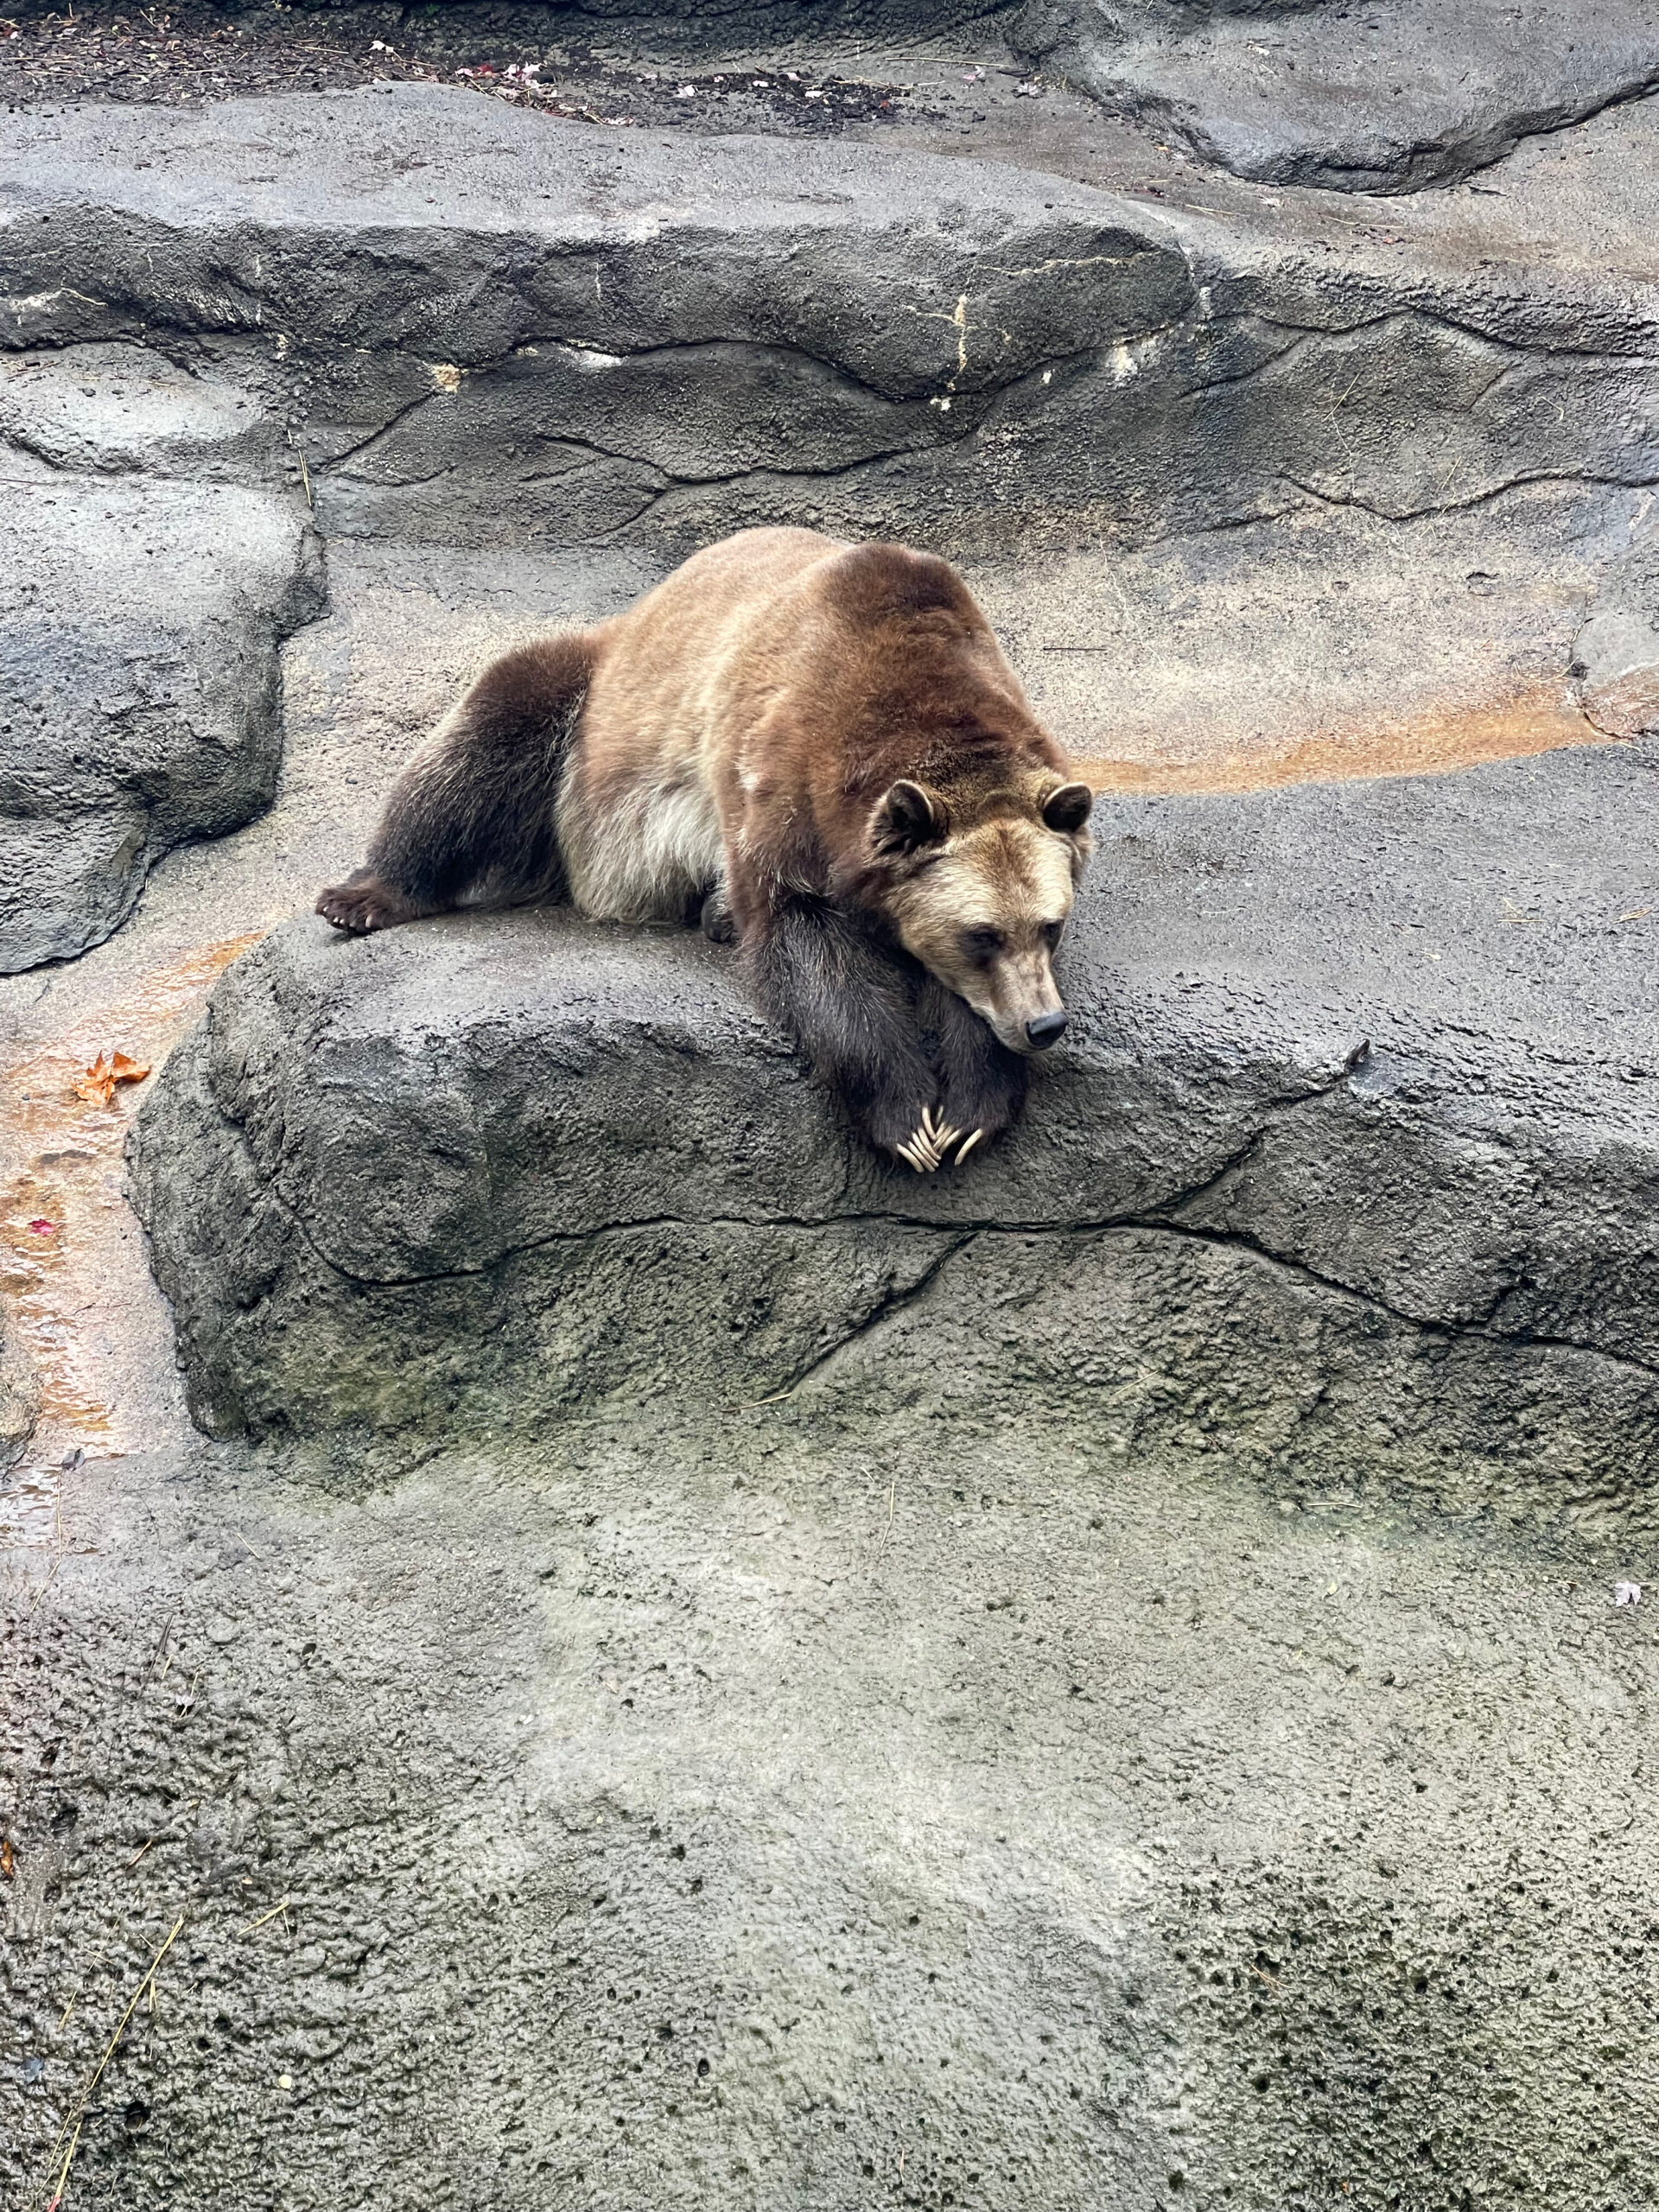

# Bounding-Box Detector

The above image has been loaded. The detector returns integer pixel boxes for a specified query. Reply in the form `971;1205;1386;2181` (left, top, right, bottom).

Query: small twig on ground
286;428;312;506
733;1382;798;1409
141;1614;175;1683
871;1475;898;1569
44;2119;80;2212
39;1914;184;2209
25;1554;64;1618
240;1897;293;1935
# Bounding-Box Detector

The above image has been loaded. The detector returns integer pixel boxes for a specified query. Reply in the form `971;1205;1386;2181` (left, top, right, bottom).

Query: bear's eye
1040;920;1065;950
962;925;1004;964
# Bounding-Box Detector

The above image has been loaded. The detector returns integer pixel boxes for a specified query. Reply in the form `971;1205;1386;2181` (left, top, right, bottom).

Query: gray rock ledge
0;479;323;971
1043;0;1659;194
132;740;1659;1514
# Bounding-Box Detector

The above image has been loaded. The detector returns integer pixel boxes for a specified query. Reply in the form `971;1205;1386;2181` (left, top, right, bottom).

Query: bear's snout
1025;1011;1068;1051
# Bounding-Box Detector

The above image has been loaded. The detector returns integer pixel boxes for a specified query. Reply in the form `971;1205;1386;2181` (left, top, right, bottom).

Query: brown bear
317;526;1094;1171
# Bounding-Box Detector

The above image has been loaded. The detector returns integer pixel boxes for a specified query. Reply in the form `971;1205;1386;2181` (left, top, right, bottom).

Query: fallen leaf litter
71;1050;150;1109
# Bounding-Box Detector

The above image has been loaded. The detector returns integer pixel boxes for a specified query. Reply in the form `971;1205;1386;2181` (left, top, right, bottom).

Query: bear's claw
924;1109;963;1160
316;872;422;935
896;1129;938;1173
896;1107;973;1173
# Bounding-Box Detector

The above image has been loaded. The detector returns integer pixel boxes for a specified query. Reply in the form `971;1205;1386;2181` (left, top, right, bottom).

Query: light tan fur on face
888;814;1081;1052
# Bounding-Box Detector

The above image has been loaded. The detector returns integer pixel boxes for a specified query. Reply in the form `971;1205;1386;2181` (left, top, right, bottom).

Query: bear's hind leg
315;867;440;936
317;630;598;935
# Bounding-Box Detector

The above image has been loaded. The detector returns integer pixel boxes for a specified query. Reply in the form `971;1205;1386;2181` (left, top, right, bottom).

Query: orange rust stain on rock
1;931;266;1462
1075;681;1611;796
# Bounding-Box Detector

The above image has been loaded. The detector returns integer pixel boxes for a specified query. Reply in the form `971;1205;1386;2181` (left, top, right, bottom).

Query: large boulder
3;87;1654;957
1024;0;1659;193
132;737;1659;1505
4;79;1657;971
0;478;322;972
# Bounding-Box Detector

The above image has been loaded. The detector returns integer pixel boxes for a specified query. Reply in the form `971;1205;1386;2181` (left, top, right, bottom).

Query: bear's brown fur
318;527;1093;1169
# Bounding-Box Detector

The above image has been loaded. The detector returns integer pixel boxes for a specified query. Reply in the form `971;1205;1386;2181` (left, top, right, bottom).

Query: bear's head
867;777;1094;1053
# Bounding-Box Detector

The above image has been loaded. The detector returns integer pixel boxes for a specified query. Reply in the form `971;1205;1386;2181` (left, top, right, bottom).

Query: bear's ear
870;779;946;856
1041;781;1094;835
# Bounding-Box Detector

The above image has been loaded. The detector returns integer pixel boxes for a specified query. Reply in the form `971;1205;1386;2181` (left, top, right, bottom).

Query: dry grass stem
39;1913;184;2209
240;1897;294;1934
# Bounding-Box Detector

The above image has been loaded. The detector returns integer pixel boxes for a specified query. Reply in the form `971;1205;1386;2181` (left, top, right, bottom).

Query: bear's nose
1026;1011;1069;1051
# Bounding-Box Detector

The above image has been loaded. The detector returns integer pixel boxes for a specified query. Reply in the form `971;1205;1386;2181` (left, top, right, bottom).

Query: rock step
3;86;1653;565
0;479;321;973
1031;0;1659;195
131;740;1659;1511
8;83;1659;965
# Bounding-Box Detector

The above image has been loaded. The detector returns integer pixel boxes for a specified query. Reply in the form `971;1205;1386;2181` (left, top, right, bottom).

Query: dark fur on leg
700;885;737;944
918;976;1029;1154
316;630;597;934
748;898;939;1160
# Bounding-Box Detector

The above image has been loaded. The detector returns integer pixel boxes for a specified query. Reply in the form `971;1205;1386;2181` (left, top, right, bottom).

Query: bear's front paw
937;1058;1026;1164
893;1106;965;1174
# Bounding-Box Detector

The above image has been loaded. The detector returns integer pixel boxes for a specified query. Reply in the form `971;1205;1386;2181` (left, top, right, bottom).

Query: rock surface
6;81;1656;825
9;43;1659;2212
1034;0;1659;193
9;1413;1659;2212
132;737;1659;1507
0;1300;38;1471
6;86;1656;570
0;479;321;972
3;82;1656;848
1574;538;1659;740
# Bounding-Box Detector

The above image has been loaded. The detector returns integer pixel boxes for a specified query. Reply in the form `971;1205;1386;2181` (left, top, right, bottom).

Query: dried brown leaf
72;1052;116;1107
73;1049;150;1105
